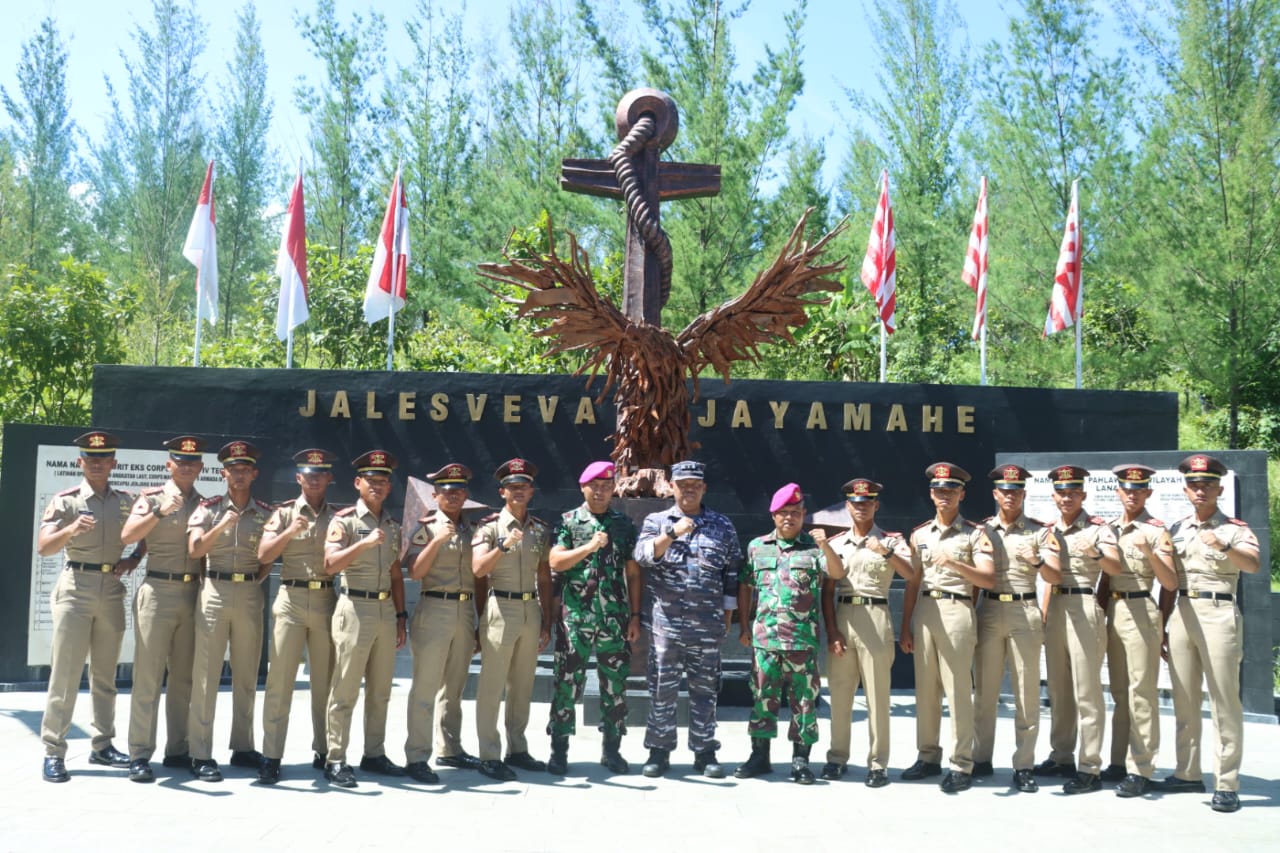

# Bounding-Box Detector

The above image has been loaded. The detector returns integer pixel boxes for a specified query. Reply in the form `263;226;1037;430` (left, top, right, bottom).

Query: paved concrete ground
1;682;1276;853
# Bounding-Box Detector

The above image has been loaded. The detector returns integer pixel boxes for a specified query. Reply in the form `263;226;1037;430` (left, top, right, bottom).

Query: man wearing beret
1160;454;1260;812
404;462;483;784
1099;464;1176;798
821;477;913;786
1035;465;1122;794
257;448;340;784
634;460;743;779
323;450;407;788
37;431;140;782
546;460;642;775
122;435;208;782
735;484;845;784
900;462;992;793
472;458;554;781
971;464;1056;793
186;440;273;782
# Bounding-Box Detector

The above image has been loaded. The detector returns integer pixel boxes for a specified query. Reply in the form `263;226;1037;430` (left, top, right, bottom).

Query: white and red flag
1044;180;1081;336
183;160;218;325
363;169;410;324
275;170;309;341
962;176;988;341
860;169;897;334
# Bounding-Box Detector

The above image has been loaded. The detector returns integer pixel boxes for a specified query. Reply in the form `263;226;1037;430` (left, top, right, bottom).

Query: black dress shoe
940;771;972;793
693;749;724;779
1158;775;1206;793
1033;757;1076;778
129;759;154;783
161;753;191;769
1100;763;1127;782
820;762;846;781
89;744;130;768
504;751;546;773
971;761;994;777
1012;769;1038;793
43;756;69;783
406;761;440;784
230;749;265;769
1211;790;1240;813
1115;774;1150;798
312;752;326;770
359;754;405;776
641;748;670;778
1063;772;1101;794
865;769;890;788
191;758;223;782
900;759;942;781
478;759;517;782
436;750;481;770
257;758;281;785
325;762;358;788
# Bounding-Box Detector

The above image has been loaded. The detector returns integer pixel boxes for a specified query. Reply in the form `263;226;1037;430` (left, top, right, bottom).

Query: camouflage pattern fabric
742;532;825;651
749;648;820;745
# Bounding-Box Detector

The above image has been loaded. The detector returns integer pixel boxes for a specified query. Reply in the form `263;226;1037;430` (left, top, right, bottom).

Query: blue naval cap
670;460;705;481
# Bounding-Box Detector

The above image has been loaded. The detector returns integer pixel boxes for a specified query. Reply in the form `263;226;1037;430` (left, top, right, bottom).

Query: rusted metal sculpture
478;89;846;492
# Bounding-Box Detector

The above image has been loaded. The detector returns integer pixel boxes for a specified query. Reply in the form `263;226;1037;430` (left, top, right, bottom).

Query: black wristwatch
396;611;409;620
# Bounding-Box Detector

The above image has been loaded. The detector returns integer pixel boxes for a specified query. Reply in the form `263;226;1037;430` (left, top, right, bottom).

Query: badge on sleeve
326;522;344;543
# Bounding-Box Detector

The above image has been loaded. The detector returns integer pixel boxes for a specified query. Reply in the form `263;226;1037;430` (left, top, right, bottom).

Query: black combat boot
791;743;815;785
547;736;569;776
733;739;773;779
600;736;629;774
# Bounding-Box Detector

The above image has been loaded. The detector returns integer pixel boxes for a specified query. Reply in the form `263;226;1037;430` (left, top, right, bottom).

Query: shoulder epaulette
255;498;273;511
142;486;164;496
479;512;501;523
912;520;931;532
1145;517;1165;527
336;506;357;517
963;519;981;528
201;495;224;507
828;530;850;543
56;486;79;497
984;515;996;524
1228;517;1248;526
1089;516;1106;525
530;514;549;527
418;510;437;524
883;530;902;538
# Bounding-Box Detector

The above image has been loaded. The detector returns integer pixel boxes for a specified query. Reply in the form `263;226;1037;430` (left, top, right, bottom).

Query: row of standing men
35;434;1259;812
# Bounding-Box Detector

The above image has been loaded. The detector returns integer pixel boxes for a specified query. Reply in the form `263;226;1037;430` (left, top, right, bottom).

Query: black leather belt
982;590;1037;602
147;570;197;583
67;560;113;573
1053;586;1093;595
924;589;971;601
1110;590;1151;600
1181;589;1233;602
282;578;333;590
837;595;887;605
207;570;253;582
423;590;472;601
346;589;391;600
491;589;536;600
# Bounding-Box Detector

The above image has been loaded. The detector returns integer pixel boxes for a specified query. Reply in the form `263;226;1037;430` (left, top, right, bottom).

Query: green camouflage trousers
547;614;629;738
749;647;819;745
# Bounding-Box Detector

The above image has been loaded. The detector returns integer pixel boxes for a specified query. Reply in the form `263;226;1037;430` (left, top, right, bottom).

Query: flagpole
194;320;203;367
1072;179;1082;389
879;323;887;382
979;325;987;386
286;331;294;369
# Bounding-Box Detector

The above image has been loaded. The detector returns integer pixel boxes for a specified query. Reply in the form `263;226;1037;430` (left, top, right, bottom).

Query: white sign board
1022;468;1236;526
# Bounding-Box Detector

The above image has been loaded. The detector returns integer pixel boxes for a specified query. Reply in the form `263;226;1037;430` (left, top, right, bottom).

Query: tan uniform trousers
261;586;335;759
973;599;1043;770
405;596;477;763
129;576;198;760
911;597;976;772
1044;593;1105;774
825;601;894;770
1105;596;1162;777
188;578;265;759
41;568;126;757
476;596;541;760
1167;596;1244;791
326;596;397;763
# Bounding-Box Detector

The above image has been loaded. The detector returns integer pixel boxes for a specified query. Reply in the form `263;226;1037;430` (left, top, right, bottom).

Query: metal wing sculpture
477;209;846;481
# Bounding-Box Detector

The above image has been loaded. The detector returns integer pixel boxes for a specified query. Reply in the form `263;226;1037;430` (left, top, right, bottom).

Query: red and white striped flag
363;169;409;324
183;161;218;325
860;170;897;333
962;176;989;341
275;170;309;341
1044;180;1081;336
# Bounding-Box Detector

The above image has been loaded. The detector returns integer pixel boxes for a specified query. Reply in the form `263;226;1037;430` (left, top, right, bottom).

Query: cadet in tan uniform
820;478;913;787
38;431;140;782
1160;454;1260;813
186;440;272;782
1035;464;1122;794
322;450;407;788
899;463;992;793
971;464;1058;794
1100;464;1176;798
257;448;339;785
471;458;553;781
122;435;207;783
404;463;483;785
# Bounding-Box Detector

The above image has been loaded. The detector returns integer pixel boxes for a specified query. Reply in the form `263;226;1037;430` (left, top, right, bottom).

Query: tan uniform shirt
410;511;475;593
42;482;133;564
976;513;1046;595
188;496;271;574
131;483;203;574
265;496;335;581
326;499;401;593
829;524;909;598
1109;510;1170;593
472;507;549;594
910;516;983;596
1169;510;1258;595
1046;513;1114;588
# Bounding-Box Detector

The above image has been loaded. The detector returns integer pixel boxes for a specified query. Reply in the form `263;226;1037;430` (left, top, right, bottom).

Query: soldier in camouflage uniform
734;484;845;785
546;460;641;775
634;460;743;779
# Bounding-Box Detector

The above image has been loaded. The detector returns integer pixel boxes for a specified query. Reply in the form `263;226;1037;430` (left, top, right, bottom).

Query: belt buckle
100;563;113;572
378;591;390;600
998;593;1013;602
307;580;323;590
522;592;533;601
458;593;471;601
231;573;246;583
929;590;942;599
182;574;194;583
850;596;863;605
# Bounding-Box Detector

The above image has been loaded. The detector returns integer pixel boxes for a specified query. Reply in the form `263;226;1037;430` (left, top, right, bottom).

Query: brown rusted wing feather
676;209;848;382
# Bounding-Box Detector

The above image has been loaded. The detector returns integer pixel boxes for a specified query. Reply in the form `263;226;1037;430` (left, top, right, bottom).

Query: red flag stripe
859;170;897;334
962;176;988;341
